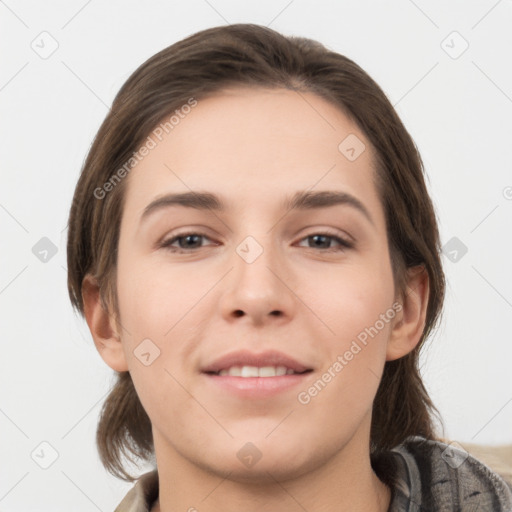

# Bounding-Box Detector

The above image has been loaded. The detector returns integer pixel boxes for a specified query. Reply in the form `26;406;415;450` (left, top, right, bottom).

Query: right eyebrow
141;191;224;220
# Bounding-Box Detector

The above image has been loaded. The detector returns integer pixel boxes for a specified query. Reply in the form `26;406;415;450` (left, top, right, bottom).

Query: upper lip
201;349;313;374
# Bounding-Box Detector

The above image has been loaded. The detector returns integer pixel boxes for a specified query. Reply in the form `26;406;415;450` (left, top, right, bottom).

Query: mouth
204;366;313;377
201;367;314;399
201;349;313;374
200;350;314;398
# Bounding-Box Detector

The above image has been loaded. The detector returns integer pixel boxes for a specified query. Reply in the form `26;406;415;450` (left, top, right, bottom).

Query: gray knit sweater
388;436;512;510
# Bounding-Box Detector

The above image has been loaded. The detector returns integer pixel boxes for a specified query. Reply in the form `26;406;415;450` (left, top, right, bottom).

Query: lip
202;372;312;399
200;349;314;399
200;349;313;374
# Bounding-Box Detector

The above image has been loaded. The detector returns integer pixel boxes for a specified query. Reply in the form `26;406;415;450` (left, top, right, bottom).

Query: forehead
121;87;383;227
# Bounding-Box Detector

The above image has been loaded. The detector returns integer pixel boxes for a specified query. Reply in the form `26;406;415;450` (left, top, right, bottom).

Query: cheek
116;252;202;336
311;260;395;338
114;259;196;421
299;297;394;429
310;261;395;401
115;254;213;391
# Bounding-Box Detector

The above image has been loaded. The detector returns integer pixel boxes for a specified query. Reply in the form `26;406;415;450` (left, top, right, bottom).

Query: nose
219;236;297;326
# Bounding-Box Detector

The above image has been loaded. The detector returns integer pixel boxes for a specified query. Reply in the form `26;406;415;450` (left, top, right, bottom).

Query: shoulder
113;470;159;512
387;436;512;511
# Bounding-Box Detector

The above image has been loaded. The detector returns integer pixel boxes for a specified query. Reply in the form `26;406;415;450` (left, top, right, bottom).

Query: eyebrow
140;190;374;226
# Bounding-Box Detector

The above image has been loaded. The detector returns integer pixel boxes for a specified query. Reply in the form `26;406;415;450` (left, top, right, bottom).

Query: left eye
160;232;353;252
297;233;353;251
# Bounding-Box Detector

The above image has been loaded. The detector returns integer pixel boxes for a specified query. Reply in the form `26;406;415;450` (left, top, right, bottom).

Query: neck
151;423;391;512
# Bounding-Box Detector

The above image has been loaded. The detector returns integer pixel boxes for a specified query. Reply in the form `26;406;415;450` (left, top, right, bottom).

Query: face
113;87;400;481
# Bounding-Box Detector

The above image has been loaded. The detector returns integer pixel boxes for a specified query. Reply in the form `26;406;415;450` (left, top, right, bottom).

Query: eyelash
159;230;354;253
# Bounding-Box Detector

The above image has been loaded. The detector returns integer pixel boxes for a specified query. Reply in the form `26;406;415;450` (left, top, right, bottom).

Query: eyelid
158;230;216;250
159;227;355;252
295;229;354;251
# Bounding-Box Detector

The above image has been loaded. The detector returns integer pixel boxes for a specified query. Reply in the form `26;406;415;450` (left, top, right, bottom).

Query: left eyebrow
139;189;374;226
284;190;374;226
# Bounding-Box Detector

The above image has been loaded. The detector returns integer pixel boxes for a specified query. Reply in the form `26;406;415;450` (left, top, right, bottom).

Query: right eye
159;232;216;252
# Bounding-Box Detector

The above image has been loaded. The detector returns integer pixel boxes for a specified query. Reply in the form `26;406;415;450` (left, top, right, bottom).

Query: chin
190;441;317;484
209;457;312;485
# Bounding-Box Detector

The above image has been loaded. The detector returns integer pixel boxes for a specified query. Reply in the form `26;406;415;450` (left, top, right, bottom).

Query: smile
210;365;311;377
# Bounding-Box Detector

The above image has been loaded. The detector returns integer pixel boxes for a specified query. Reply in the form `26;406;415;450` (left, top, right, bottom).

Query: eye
159;232;215;252
297;231;354;252
159;230;353;253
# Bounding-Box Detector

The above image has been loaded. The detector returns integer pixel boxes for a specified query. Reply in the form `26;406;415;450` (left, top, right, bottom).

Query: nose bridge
234;232;281;295
220;230;295;322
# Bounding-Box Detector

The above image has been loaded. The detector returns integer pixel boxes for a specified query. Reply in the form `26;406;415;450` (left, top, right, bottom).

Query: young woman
66;23;512;512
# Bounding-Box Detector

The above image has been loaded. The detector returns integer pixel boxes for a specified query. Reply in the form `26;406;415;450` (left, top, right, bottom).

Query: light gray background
1;1;511;510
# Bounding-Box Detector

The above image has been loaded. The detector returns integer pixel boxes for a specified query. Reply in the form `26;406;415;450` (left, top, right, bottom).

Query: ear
386;265;430;361
81;274;129;372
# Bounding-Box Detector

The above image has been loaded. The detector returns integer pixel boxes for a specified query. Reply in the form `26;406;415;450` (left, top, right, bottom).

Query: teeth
241;366;259;377
217;365;295;377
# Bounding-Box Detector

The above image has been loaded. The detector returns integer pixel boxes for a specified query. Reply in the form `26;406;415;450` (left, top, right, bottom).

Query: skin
82;87;429;512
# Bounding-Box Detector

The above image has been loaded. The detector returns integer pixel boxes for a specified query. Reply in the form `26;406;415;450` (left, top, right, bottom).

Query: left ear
386;265;430;361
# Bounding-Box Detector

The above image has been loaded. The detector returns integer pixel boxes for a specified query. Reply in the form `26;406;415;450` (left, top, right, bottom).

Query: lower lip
202;372;312;399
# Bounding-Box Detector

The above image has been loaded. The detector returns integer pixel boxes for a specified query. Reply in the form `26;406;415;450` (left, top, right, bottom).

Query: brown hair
67;23;446;483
